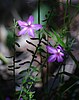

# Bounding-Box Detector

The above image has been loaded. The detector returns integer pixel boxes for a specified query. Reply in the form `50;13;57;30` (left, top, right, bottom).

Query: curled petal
31;24;42;30
17;20;28;28
60;52;64;56
18;28;27;35
27;15;34;25
27;28;35;38
57;55;63;62
48;55;56;62
46;46;57;54
57;45;63;51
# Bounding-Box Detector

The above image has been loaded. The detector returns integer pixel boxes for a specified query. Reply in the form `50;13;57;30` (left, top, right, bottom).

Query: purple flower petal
27;28;35;38
18;28;27;35
46;46;57;54
60;52;64;56
6;97;10;100
20;98;23;100
48;55;56;62
46;45;64;62
17;20;28;28
27;15;34;25
57;55;63;62
31;24;42;30
17;15;42;37
57;45;63;51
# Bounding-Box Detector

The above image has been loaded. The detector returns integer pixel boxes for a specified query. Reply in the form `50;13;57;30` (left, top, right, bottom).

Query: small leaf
27;49;35;54
41;40;48;45
8;65;14;68
6;56;14;58
26;40;36;47
19;61;30;65
15;42;20;47
51;29;66;48
30;38;39;40
38;46;46;53
31;65;39;72
19;69;28;75
15;66;20;69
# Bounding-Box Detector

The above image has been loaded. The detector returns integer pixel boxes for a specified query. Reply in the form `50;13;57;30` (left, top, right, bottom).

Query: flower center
56;49;60;55
27;24;31;28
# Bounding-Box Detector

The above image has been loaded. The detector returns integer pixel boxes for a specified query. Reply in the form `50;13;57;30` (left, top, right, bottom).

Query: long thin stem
13;20;16;99
48;64;62;98
62;81;77;94
45;30;49;100
38;0;40;24
38;0;46;97
18;38;42;100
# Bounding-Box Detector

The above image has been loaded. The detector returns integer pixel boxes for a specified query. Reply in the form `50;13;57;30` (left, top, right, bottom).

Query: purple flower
17;15;42;37
46;45;64;62
20;97;23;100
6;97;10;100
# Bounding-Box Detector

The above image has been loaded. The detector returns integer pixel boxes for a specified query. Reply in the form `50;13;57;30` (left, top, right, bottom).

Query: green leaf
31;66;39;72
51;29;66;48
